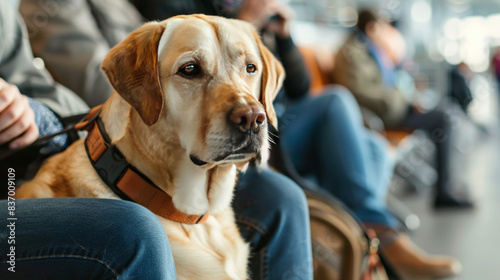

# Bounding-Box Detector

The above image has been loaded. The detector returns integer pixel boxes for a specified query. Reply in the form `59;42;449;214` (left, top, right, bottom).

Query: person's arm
275;35;310;99
241;1;310;99
0;2;88;149
0;1;88;117
334;37;408;126
19;0;143;107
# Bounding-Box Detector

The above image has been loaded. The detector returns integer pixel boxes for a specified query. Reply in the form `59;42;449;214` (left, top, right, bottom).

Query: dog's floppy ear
101;22;166;126
253;32;285;130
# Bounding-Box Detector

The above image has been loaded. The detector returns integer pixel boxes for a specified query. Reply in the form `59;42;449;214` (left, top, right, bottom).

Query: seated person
0;2;177;279
131;0;462;278
17;0;313;279
333;9;474;209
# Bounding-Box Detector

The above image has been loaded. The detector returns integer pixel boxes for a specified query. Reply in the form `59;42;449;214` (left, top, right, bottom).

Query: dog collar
81;108;210;224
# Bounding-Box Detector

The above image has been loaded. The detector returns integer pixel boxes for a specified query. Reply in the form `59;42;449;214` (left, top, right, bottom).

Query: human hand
266;2;294;38
238;0;294;37
411;103;426;114
0;79;39;149
237;0;276;29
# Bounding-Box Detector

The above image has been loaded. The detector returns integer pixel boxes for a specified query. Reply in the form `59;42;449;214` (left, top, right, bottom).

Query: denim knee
322;85;358;105
250;169;308;231
95;200;175;278
322;84;353;96
102;199;171;254
106;199;165;232
317;86;362;123
234;168;309;240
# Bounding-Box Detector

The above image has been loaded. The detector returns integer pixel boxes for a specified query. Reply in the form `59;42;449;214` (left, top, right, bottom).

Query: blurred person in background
491;47;500;107
0;0;89;177
449;62;473;113
333;9;475;209
0;2;180;279
492;47;500;88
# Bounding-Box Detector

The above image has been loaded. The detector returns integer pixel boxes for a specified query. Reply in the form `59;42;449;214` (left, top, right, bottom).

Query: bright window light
411;0;432;23
443;18;461;40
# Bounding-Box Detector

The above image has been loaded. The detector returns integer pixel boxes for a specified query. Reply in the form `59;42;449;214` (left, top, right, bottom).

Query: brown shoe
371;227;462;280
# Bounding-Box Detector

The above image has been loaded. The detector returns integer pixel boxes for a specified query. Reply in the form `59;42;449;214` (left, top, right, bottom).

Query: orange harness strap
81;108;210;224
74;105;104;131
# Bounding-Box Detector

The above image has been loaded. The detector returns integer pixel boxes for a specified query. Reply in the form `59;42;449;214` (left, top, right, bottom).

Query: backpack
306;189;389;280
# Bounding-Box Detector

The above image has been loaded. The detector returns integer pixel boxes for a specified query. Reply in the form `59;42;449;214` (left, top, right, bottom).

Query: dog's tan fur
16;15;284;280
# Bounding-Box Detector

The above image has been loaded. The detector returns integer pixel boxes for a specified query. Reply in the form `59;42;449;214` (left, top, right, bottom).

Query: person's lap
279;86;398;228
0;198;176;280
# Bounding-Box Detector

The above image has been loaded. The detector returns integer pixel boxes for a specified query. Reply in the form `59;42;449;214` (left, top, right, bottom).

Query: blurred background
286;0;499;278
290;0;499;125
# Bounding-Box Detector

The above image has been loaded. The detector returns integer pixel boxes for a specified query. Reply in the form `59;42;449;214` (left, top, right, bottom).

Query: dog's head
101;15;284;167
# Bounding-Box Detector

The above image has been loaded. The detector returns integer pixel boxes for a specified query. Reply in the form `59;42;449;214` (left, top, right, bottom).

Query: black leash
0;108;102;161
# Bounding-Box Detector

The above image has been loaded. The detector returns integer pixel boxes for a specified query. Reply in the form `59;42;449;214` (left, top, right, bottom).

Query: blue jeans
0;198;176;279
0;168;312;280
234;167;313;280
280;86;399;228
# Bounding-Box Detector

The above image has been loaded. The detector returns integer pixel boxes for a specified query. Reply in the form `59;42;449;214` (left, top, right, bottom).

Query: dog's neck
99;93;237;215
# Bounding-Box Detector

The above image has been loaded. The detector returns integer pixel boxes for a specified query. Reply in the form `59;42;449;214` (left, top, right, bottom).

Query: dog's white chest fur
161;212;249;280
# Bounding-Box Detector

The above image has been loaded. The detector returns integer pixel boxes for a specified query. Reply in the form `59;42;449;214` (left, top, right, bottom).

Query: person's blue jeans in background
0;168;313;280
280;86;399;228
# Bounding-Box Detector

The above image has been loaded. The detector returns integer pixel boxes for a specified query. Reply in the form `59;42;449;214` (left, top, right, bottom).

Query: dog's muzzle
189;104;267;166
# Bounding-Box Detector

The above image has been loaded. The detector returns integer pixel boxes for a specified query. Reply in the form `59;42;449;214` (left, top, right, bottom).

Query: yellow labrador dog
17;14;284;280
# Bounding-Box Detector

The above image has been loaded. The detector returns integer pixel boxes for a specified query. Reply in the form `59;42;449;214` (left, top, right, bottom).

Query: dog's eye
246;64;257;74
178;63;201;78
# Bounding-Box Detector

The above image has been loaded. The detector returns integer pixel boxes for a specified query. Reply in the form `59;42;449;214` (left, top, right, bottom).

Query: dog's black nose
230;105;266;131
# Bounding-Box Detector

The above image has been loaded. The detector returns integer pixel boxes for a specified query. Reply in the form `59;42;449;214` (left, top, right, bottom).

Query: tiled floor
395;115;500;279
